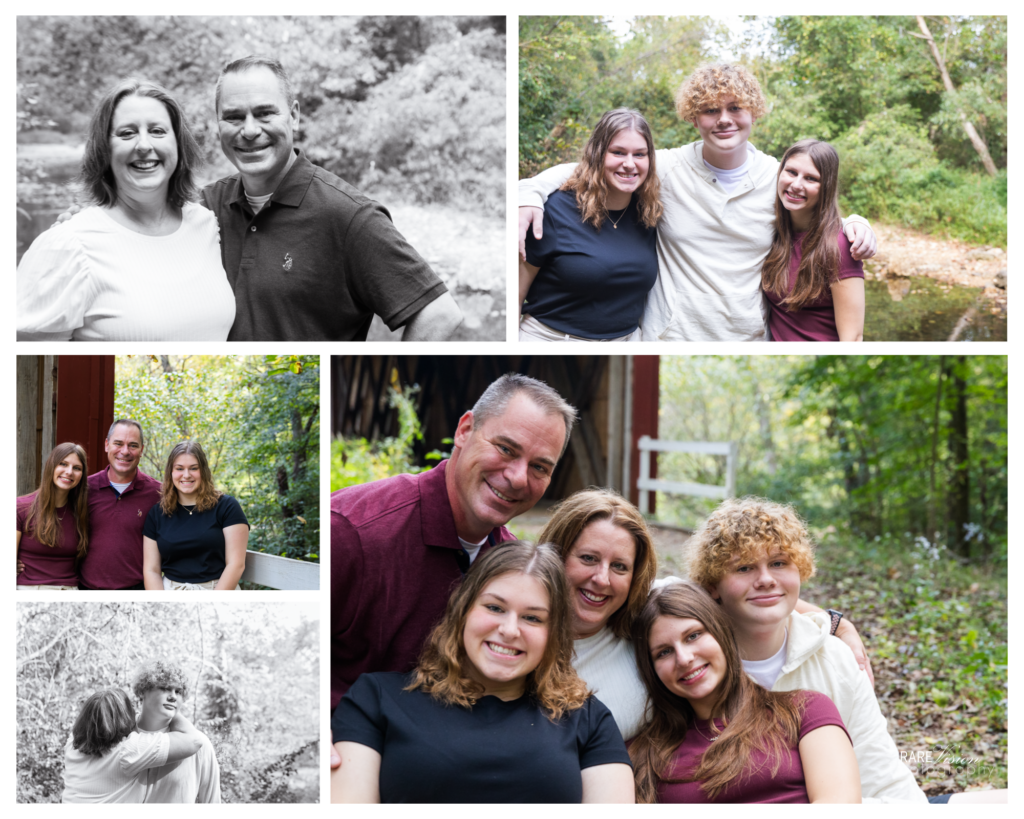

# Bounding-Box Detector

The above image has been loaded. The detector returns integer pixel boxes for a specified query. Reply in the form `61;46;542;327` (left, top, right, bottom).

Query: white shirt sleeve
518;163;577;209
17;225;96;340
117;731;171;778
194;738;222;803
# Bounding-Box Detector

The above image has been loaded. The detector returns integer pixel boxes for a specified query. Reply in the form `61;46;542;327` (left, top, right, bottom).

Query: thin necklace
693;719;721;742
55;506;66;523
181;503;197;516
608;206;628;229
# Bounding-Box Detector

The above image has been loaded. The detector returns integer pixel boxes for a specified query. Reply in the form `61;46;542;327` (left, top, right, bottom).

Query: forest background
334;354;1008;791
16;602;319;803
519;16;1007;249
115;355;319;566
17;15;506;339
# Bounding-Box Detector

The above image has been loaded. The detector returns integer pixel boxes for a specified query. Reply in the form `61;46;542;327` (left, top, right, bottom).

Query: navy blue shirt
143;495;249;583
524;189;658;338
334;671;631;803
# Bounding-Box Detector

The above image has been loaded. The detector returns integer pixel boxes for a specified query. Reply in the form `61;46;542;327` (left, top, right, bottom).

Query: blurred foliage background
114;355;319;564
519;16;1006;247
17;602;319;803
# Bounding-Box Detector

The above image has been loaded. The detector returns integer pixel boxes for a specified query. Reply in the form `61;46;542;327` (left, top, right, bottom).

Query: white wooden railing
240;550;319;590
636;436;738;514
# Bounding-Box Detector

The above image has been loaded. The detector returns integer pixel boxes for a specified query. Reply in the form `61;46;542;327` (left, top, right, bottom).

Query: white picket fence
636;435;738;514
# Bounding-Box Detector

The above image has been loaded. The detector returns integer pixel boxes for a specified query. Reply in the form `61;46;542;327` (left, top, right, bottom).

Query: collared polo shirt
201;150;448;341
79;467;162;590
330;460;515;710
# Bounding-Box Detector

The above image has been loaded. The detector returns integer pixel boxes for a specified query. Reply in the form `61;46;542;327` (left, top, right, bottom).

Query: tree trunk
927;357;946;541
916;16;998;176
948;356;970;555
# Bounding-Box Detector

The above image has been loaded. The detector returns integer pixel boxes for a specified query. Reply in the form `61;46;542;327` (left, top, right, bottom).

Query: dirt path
866;224;1007;317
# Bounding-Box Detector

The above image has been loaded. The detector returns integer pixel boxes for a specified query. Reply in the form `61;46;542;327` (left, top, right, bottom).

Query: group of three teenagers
519;62;868;342
331;374;929;803
16;420;248;591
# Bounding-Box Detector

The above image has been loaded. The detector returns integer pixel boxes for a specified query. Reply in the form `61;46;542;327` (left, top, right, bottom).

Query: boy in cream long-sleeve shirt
518;63;877;341
685;498;926;803
132;661;221;803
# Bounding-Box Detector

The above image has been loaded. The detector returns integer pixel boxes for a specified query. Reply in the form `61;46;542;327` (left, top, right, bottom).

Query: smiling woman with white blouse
17;78;235;341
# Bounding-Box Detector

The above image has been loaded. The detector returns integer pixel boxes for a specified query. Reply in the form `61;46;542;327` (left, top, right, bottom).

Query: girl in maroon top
629;582;860;803
16;442;89;589
762;140;865;341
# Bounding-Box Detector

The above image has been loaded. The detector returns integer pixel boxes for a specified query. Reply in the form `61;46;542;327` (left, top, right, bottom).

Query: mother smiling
17;77;235;341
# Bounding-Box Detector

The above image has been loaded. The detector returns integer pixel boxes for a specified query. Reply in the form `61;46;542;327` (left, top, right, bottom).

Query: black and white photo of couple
17;602;318;803
16;16;505;341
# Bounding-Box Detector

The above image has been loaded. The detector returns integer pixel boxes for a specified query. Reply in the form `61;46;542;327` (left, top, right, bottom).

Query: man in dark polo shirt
78;419;162;590
329;373;577;764
201;55;463;342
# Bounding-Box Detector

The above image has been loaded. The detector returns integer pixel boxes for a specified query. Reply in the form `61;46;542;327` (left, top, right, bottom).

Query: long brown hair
539;488;658;639
158;440;221;515
561;108;663;231
25;442;89;558
762;140;843;310
629;582;806;803
407;540;589;720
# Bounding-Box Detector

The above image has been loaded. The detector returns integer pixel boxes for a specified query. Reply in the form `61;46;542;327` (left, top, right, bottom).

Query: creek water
864;276;1006;341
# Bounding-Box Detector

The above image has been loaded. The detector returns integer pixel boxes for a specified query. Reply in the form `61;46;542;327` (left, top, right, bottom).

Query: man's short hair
470;373;577;458
215;55;295;113
132;660;190;700
675;62;768;123
107;419;145;448
685;496;816;588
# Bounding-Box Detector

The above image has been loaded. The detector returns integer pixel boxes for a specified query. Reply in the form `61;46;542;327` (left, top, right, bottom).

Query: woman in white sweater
17;78;235;341
539;489;660;740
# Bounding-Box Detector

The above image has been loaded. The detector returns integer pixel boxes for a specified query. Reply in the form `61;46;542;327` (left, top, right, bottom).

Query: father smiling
202;56;463;341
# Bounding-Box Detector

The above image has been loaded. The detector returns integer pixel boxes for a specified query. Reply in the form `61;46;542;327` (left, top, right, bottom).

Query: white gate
636;436;738;514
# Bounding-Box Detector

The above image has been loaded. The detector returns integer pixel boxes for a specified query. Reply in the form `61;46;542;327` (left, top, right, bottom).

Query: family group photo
16;15;505;342
16;601;318;803
329;354;1007;803
16;354;320;592
518;16;1007;342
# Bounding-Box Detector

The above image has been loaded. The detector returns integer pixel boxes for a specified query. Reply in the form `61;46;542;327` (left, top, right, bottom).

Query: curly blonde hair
561;108;663;231
538;488;658;640
407;540;589;721
675;63;767;124
685;497;816;589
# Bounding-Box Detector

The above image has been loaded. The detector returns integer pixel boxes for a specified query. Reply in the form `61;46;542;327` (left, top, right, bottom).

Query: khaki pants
519;314;641;342
17;584;78;590
162;577;217;591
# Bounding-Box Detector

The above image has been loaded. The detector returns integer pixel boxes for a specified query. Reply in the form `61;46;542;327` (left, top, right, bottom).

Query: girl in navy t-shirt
520;109;663;341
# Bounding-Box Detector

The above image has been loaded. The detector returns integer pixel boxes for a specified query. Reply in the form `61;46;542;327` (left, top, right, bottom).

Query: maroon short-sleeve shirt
16;493;80;586
79;467;162;590
331;460;514;710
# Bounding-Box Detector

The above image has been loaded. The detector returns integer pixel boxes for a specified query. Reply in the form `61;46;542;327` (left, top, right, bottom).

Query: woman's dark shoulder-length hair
71;687;137;757
78;77;202;209
562;108;664;231
159;440;221;516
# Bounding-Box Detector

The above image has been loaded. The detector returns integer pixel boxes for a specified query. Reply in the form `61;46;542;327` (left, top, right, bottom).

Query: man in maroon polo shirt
330;374;577;762
78;419;163;590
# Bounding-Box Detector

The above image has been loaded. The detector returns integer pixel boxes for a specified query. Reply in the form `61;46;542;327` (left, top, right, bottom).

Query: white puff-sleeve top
17;202;236;341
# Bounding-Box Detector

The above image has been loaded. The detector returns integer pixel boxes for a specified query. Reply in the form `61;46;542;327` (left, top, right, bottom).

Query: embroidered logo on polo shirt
283;253;293;271
137;509;144;517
